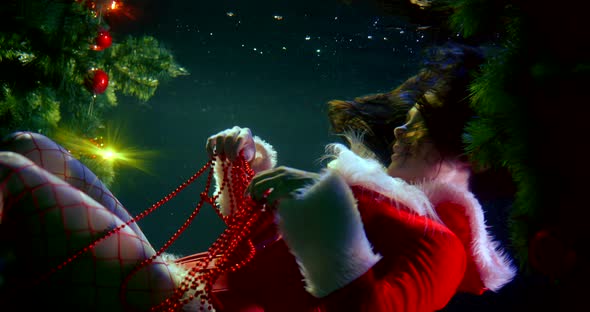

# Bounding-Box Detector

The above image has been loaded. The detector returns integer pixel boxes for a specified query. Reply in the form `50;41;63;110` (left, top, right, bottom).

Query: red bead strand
151;156;268;311
34;154;268;312
32;160;213;288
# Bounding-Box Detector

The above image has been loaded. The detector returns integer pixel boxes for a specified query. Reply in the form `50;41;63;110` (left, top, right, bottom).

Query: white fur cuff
213;135;277;216
250;136;277;173
277;171;381;298
161;253;215;312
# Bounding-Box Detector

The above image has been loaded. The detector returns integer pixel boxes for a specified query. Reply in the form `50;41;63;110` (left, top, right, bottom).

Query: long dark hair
327;42;485;166
415;43;484;162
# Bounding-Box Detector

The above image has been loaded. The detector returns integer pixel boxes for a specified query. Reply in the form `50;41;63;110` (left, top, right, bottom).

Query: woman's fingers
247;169;282;201
237;128;255;161
247;167;320;204
206;126;254;161
206;138;214;158
223;129;240;161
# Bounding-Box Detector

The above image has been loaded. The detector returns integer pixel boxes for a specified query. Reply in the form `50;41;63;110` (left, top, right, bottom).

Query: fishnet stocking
0;133;182;310
0;132;263;311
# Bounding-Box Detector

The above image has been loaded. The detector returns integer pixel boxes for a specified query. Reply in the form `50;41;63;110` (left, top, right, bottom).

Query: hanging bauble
528;227;577;281
85;68;109;94
92;29;112;51
77;0;96;10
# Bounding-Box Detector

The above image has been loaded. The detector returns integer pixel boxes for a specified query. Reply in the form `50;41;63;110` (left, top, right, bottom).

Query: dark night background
99;1;544;310
104;0;428;255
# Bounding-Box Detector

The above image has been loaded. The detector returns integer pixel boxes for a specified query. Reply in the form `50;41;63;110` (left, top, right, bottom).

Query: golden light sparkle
54;124;158;175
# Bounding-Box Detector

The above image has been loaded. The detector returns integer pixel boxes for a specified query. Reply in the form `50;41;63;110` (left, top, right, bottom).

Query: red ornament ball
528;228;577;280
76;0;96;11
94;30;112;51
85;68;109;94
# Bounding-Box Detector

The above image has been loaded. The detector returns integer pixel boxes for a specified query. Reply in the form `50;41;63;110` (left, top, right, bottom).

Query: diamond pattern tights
0;132;178;311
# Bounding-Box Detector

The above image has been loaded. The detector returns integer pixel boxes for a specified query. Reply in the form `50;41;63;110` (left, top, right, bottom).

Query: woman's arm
247;167;466;312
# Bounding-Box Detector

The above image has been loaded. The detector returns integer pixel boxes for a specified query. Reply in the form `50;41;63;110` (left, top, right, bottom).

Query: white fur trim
419;182;517;292
250;136;277;172
161;253;215;312
325;143;440;221
213;136;277;216
323;144;515;291
277;171;381;298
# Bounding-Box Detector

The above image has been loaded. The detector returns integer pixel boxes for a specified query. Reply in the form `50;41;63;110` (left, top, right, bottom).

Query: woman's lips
392;144;409;159
393;144;406;154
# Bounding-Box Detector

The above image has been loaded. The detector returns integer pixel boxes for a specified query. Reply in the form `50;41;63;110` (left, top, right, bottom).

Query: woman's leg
0;133;179;310
0;131;146;240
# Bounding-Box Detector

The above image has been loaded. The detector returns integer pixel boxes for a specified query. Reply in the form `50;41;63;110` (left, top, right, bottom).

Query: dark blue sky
103;0;434;254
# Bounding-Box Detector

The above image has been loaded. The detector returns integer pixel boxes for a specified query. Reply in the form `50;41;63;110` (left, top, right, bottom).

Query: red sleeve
318;186;467;312
435;202;487;294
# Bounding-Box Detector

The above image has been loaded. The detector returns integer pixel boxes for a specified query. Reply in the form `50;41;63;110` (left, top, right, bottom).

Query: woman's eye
406;122;427;138
408;122;422;132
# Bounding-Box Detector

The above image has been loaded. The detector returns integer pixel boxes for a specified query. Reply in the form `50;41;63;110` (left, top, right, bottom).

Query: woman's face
387;105;442;183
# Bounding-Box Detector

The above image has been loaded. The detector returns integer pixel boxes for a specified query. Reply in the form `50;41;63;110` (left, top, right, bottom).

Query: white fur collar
326;144;516;292
326;143;439;220
418;181;516;292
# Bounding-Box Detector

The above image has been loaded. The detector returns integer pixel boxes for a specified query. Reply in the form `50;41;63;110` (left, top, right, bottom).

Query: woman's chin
388;153;407;169
387;163;404;178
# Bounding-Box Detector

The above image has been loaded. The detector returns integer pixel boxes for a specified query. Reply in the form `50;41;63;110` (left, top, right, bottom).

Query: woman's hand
247;166;320;206
206;126;256;162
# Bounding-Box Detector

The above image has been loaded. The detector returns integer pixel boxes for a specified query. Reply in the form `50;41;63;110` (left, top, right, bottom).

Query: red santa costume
0;131;515;311
175;138;516;312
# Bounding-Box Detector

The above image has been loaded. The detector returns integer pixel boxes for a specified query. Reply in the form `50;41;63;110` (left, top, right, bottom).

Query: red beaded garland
35;155;266;311
152;156;263;311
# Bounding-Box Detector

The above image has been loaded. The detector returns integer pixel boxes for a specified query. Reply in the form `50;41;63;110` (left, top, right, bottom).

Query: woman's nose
394;125;407;139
